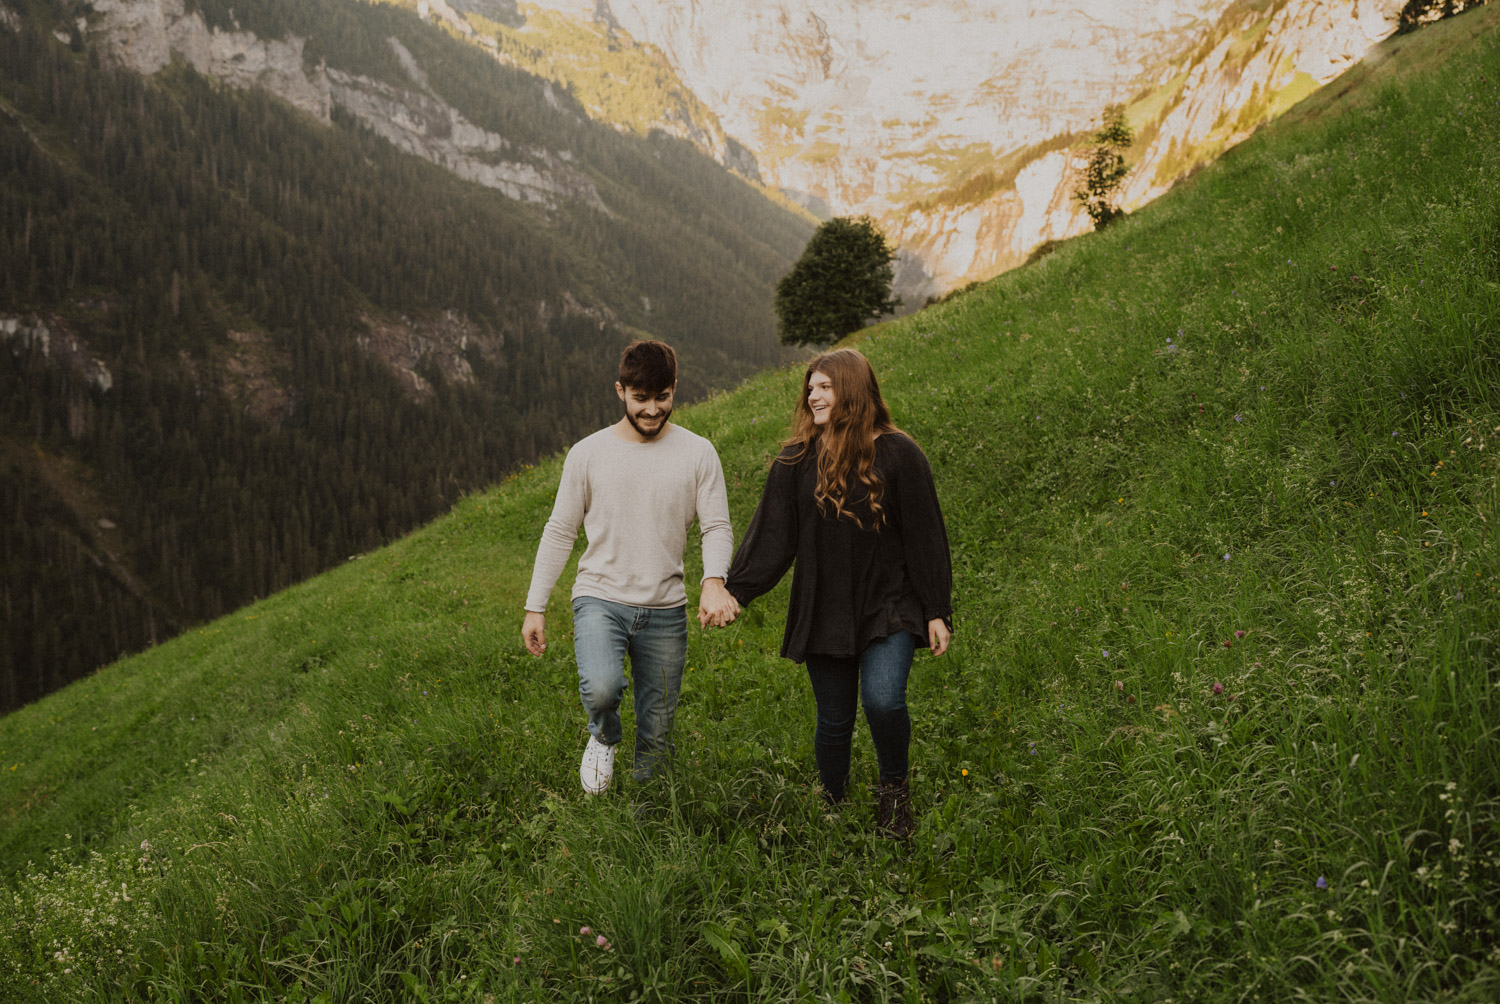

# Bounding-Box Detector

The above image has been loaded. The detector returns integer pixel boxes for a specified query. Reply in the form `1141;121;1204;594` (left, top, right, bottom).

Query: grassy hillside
3;6;1498;1000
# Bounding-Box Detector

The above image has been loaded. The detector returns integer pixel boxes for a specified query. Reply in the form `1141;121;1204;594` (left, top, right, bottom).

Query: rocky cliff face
89;0;333;119
81;0;602;211
517;0;1407;301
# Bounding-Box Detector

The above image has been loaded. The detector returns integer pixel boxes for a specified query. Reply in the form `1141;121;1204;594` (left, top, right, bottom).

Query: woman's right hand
927;618;951;657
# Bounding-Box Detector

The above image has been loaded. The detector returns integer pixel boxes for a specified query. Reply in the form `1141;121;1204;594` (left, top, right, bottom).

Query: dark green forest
0;0;812;711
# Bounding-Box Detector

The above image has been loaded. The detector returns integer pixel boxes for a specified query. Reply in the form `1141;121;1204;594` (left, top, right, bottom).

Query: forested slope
0;0;813;710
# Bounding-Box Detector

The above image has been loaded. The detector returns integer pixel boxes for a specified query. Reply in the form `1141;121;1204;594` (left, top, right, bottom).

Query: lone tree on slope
775;215;901;347
1073;104;1134;230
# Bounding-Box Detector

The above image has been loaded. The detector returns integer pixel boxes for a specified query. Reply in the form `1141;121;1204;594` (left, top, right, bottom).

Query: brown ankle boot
875;779;913;840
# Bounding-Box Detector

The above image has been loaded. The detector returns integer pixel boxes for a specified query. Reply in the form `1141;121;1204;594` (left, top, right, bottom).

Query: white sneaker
579;736;616;794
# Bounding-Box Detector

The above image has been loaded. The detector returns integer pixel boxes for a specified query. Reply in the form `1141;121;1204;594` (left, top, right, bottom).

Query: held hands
928;617;951;657
522;610;547;656
698;578;741;629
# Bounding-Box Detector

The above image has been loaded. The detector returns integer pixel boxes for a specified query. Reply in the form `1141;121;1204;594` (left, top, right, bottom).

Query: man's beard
627;405;672;439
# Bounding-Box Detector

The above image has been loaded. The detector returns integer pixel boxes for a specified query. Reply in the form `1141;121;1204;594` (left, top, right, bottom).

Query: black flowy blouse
725;432;953;663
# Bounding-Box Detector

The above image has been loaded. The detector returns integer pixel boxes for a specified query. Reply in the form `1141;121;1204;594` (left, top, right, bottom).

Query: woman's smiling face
807;369;835;426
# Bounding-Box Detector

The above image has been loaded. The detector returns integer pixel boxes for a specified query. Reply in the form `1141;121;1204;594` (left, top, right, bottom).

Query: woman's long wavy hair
780;348;901;529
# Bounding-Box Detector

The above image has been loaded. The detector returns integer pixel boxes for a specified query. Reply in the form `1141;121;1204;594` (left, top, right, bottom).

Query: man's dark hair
619;340;677;394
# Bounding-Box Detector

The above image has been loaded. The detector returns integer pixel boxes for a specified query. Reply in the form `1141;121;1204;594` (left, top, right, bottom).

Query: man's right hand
522;611;547;656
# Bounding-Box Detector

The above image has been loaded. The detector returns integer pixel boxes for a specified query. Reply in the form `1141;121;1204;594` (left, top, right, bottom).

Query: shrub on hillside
1073;104;1134;230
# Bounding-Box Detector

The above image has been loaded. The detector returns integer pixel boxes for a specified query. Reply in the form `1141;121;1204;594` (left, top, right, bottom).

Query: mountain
435;0;1410;301
0;0;813;710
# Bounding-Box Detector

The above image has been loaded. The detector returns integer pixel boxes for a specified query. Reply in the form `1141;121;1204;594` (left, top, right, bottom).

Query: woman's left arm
894;437;954;653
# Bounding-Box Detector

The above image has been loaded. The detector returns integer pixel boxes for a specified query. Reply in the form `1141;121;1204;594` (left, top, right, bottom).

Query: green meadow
3;8;1498;1001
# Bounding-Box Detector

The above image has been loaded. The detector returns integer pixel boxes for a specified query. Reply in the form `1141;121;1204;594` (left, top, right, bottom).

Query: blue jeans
571;596;688;780
804;631;917;799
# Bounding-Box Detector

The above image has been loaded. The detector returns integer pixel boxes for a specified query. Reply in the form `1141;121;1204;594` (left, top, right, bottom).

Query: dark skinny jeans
803;630;917;800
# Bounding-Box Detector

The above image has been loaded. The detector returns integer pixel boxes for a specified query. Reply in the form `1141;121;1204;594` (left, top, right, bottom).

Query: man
522;340;740;794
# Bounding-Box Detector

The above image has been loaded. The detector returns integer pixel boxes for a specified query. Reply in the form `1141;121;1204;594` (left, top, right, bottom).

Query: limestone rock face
79;0;601;210
520;0;1406;299
1;315;114;394
1122;0;1406;209
89;0;332;120
327;62;604;210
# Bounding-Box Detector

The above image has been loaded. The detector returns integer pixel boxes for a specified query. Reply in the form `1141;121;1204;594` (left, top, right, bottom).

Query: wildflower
961;768;969;776
1103;649;1109;658
580;926;591;936
513;956;521;965
1234;630;1245;638
1223;553;1230;561
1114;680;1124;691
1213;682;1224;695
1234;414;1243;422
1316;876;1328;890
596;935;609;948
1028;742;1037;755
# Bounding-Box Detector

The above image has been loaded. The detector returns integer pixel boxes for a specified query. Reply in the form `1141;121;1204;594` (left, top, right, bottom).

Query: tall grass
3;7;1499;1001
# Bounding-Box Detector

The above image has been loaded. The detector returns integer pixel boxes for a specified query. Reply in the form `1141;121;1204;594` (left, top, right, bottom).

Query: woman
726;348;952;838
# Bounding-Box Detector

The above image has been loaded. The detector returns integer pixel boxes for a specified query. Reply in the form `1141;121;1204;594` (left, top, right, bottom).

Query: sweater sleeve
725;453;800;606
524;447;587;613
894;437;953;626
696;443;734;582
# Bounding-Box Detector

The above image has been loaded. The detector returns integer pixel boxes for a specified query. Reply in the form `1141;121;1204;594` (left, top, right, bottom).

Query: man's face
617;382;675;439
